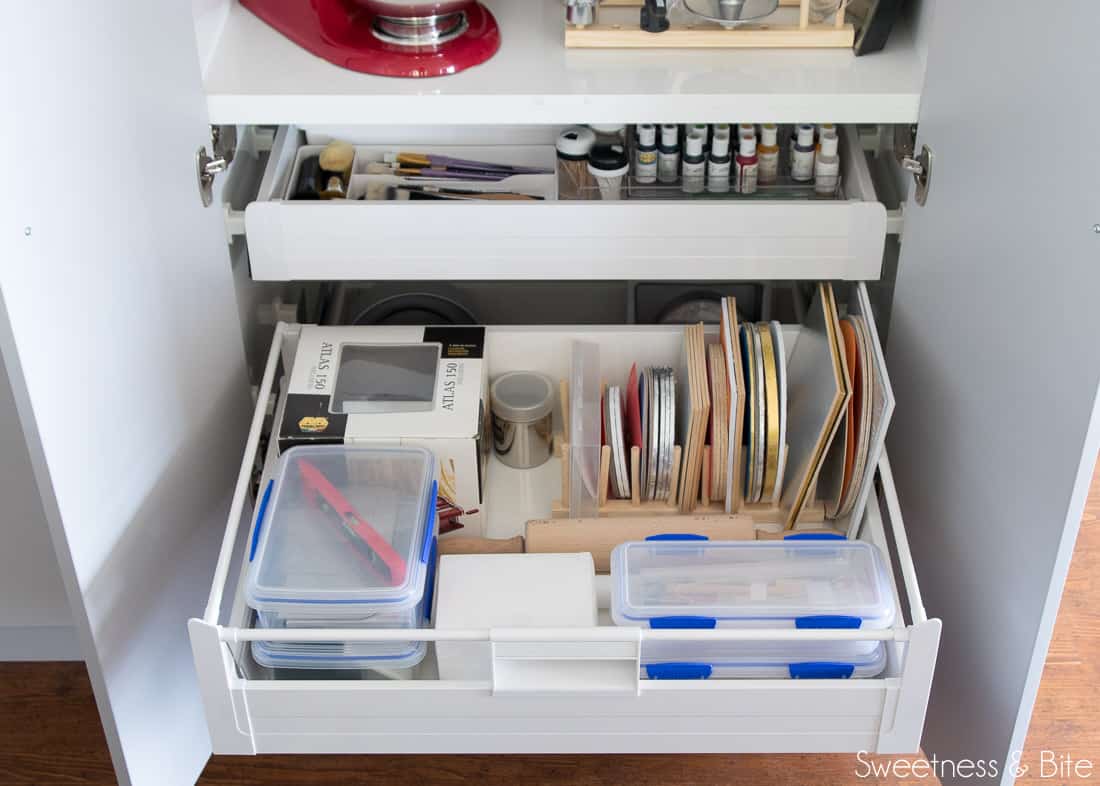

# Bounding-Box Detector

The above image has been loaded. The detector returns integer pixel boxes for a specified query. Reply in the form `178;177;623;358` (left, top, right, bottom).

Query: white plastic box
434;553;598;681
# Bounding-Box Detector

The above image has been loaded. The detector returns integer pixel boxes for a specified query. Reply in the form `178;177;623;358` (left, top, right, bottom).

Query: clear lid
246;445;436;614
611;540;896;629
491;371;556;423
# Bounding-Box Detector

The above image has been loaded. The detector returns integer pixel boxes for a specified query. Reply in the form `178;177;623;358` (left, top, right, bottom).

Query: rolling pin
438;536;525;556
525;515;755;572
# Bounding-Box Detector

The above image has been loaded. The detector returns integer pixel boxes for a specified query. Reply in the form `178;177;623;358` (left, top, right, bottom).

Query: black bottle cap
587;143;630;172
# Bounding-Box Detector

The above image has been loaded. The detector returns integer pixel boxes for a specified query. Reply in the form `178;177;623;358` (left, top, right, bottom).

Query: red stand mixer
242;0;501;78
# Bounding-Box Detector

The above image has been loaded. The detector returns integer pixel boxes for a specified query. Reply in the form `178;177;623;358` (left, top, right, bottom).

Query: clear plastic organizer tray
610;539;896;630
245;444;437;619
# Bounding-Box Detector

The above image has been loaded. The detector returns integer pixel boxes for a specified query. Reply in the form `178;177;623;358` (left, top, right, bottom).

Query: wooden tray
566;0;855;50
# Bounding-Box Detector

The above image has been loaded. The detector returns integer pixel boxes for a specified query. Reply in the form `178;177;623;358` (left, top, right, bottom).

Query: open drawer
189;308;941;756
244;125;887;281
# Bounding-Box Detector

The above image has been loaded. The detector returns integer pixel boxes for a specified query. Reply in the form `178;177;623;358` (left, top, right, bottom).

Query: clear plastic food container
639;639;887;680
251;608;429;671
610;538;896;630
245;445;437;620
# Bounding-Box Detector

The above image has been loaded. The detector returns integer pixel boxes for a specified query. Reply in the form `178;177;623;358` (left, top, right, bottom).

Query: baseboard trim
0;625;82;661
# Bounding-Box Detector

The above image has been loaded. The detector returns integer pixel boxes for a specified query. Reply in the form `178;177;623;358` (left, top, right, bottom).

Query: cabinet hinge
196;125;238;208
893;124;933;207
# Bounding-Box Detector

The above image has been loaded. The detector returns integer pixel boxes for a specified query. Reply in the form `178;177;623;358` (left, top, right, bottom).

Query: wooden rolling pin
525;515;755;572
438;536;525;556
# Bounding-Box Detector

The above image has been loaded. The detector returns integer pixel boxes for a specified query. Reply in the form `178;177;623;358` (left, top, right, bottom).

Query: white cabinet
0;359;78;661
3;1;1099;785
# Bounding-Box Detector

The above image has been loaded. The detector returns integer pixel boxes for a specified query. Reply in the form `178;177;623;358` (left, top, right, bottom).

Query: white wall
0;355;79;660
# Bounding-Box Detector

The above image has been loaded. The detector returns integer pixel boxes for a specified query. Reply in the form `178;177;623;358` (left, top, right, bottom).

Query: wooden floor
2;465;1097;785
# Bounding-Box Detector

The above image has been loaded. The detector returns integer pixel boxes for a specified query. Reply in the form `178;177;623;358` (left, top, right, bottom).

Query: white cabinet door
0;5;250;786
889;3;1100;783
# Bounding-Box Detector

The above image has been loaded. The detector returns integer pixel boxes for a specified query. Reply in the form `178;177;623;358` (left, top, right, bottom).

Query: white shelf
201;0;925;126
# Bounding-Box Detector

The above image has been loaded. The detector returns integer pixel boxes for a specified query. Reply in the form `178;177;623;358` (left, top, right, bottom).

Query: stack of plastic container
610;536;896;680
245;445;438;671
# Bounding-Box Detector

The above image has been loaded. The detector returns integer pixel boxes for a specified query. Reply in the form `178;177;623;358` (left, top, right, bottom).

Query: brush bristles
319;141;355;172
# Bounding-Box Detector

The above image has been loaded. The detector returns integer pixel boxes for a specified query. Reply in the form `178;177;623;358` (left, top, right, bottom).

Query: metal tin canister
490;371;556;469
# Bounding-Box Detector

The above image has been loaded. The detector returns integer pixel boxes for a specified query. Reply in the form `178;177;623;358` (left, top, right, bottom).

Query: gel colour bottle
707;132;732;194
757;124;780;185
658;124;681;184
634;124;659;184
814;132;841;195
690;124;710;154
734;134;759;195
790;124;816;182
789;123;803;164
681;132;707;194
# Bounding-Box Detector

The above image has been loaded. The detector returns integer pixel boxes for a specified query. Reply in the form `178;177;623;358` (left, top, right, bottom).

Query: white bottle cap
556;126;597;158
685;133;705;158
817;123;836;135
738;123;755;134
761;124;778;146
590;124;626;135
739;136;756;157
820;133;839;157
797;125;815;146
661;124;680;147
714;123;731;135
637;124;657;146
712;134;730;158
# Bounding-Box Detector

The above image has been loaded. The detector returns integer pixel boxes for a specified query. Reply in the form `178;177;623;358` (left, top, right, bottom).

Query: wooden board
550;496;827;526
566;25;855;49
438;536;525;555
566;0;853;49
526;515;756;572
